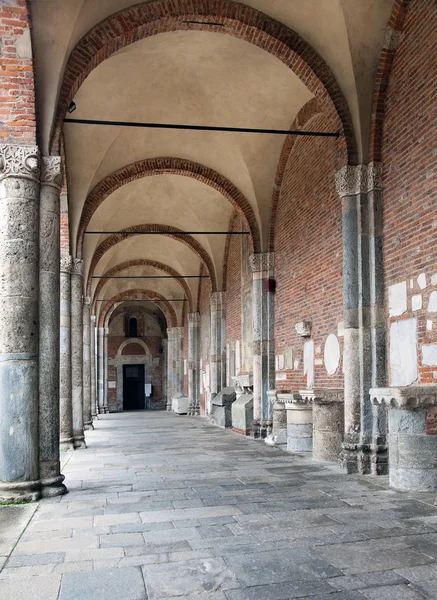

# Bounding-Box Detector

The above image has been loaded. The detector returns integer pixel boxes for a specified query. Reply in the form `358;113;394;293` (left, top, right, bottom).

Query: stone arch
369;0;413;162
77;158;260;257
87;224;217;296
268;98;325;252
92;258;193;313
117;338;150;357
99;289;178;328
50;0;356;163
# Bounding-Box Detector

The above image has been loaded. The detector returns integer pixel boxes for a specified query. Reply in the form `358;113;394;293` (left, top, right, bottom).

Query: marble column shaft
249;253;275;438
39;156;66;497
71;259;86;448
336;163;386;474
0;145;41;502
174;326;184;396
210;292;226;400
103;327;109;413
82;297;92;429
162;338;167;409
97;327;105;413
188;312;200;415
90;315;97;418
166;329;174;410
60;254;74;450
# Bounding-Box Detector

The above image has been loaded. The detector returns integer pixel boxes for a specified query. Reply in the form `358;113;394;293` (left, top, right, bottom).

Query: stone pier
60;254;74;451
210;292;226;409
39;156;66;497
82;297;92;430
71;259;86;448
97;327;105;414
166;328;174;411
188;312;200;415
90;315;97;419
0;146;41;502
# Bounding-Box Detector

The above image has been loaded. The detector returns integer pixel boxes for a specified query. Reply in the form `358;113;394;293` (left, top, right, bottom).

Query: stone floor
3;413;437;599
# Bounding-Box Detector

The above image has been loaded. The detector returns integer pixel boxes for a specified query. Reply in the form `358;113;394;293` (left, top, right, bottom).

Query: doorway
123;364;145;410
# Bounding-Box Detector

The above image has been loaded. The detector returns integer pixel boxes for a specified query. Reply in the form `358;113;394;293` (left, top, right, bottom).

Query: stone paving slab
3;412;437;599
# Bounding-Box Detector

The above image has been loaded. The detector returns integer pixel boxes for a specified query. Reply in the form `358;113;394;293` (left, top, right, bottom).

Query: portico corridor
2;413;437;599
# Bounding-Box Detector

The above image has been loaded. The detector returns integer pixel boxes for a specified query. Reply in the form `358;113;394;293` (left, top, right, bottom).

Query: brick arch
118;338;150;356
268;99;325;251
92;258;193;313
369;0;413;162
99;289;177;328
50;0;356;163
87;224;217;296
77;158;260;257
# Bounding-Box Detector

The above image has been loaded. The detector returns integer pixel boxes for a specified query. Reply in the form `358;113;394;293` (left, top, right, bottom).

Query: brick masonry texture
382;0;437;407
274;114;343;392
0;0;36;144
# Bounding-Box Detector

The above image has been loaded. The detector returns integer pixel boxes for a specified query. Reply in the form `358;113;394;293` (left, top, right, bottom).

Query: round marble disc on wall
324;334;340;375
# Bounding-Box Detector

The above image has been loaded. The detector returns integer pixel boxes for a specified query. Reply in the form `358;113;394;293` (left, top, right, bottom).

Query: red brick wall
121;342;146;356
382;0;437;391
198;266;212;415
274;114;343;392
0;0;36;144
225;215;243;348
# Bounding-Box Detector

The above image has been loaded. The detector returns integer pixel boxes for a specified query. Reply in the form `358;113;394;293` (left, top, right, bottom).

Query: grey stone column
90;315;97;419
249;253;275;439
188;312;200;415
103;327;109;413
82;297;93;430
162;338;167;409
97;326;105;413
335;164;386;475
166;329;174;410
0;145;41;502
60;254;74;451
174;326;184;396
210;292;226;405
71;259;86;448
39;156;66;497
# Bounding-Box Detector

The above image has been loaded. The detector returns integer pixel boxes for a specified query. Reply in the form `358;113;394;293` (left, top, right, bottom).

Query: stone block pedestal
231;374;254;436
312;389;344;462
371;386;437;492
172;395;189;415
211;387;236;428
282;393;313;453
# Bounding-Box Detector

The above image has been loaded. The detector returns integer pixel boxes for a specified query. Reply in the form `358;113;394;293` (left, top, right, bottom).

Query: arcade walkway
2;413;437;599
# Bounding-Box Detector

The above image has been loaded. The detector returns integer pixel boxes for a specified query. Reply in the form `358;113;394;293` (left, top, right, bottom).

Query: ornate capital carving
249;252;274;273
71;259;84;277
371;386;437;410
83;296;92;307
335;163;383;197
0;145;40;182
41;156;63;189
60;253;73;273
188;312;200;326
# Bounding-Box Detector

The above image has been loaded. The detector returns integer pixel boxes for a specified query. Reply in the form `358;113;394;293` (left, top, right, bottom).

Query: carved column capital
41;156;63;189
211;291;226;309
60;253;73;274
71;259;84;277
188;312;200;326
249;252;274;274
0;145;40;182
83;296;92;307
335;163;383;198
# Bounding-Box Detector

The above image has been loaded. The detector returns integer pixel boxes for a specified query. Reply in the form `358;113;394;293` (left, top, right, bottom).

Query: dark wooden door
123;364;145;410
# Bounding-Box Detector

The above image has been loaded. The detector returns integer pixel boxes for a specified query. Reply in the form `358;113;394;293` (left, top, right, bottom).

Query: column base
83;420;94;430
73;435;86;449
0;480;41;503
339;441;359;474
60;437;74;452
259;421;271;439
251;420;261;439
41;474;67;498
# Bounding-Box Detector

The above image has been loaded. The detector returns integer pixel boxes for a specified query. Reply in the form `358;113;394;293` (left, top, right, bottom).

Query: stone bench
371;386;437;492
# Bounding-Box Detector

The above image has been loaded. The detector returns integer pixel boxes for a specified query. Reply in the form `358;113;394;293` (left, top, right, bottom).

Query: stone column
90;315;97;419
166;329;174;410
82;297;92;430
282;393;313;452
60;254;74;450
249;253;275;438
71;259;86;448
210;292;226;408
188;312;200;415
103;327;109;413
97;326;105;413
174;326;184;396
162;338;167;409
39;156;66;497
336;164;386;475
0;145;41;502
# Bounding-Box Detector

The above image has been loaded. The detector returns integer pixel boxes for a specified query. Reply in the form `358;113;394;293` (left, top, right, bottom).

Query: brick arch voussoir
51;0;357;163
92;258;193;313
99;289;177;328
369;0;413;162
268;99;326;251
87;224;217;296
77;157;260;257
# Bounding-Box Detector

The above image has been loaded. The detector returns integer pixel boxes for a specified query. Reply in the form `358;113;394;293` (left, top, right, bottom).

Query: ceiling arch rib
76;157;261;258
92;259;194;313
87;224;217;296
50;0;355;162
99;289;178;328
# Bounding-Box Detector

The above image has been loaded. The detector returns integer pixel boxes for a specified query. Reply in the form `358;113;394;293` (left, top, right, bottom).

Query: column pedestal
372;387;437;491
312;389;344;462
281;393;313;453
